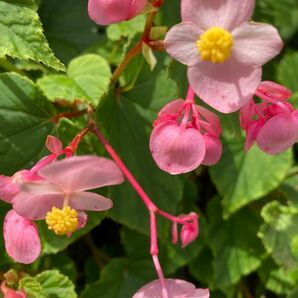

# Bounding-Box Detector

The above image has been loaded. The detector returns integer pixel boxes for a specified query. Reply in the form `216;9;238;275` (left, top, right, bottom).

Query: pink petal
201;135;222;166
69;191;113;211
181;0;255;31
232;22;283;67
196;105;221;136
158;99;185;119
194;288;210;298
18;180;63;195
256;113;298;154
0;176;19;204
165;22;202;66
188;58;262;113
38;156;124;194
4;210;41;264
133;279;197;298
12;192;64;220
78;211;88;229
244;121;264;151
128;0;147;19
257;81;292;102
150;121;206;175
46;135;63;155
180;212;199;247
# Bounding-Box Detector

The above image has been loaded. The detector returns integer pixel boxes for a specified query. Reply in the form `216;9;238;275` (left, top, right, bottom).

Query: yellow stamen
196;26;233;64
45;206;78;236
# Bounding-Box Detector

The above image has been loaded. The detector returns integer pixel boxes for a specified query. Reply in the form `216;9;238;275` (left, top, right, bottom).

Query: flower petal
46;135;63;155
181;0;255;31
12;192;63;220
128;0;147;19
133;279;197;298
194;288;210;298
4;210;41;264
150;121;206;174
0;176;19;204
232;22;283;67
18;180;62;195
165;22;202;66
201;135;222;166
188;58;262;113
256;113;298;154
69;191;113;211
38;156;124;193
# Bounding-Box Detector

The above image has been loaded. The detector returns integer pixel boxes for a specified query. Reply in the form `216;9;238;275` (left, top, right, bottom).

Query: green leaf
0;0;64;71
258;201;298;270
39;212;105;254
0;73;56;175
80;258;155;298
38;54;111;105
210;139;293;218
277;52;298;93
3;0;37;10
38;0;98;64
96;59;184;234
207;197;265;289
19;270;77;298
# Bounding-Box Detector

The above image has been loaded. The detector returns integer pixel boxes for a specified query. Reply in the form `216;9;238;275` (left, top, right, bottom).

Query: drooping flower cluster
165;0;283;113
240;81;298;154
150;94;222;175
0;136;124;264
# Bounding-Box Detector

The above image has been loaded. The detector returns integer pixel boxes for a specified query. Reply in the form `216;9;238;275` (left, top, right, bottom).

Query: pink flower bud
88;0;147;25
46;135;63;155
179;212;199;248
3;210;41;264
1;282;26;298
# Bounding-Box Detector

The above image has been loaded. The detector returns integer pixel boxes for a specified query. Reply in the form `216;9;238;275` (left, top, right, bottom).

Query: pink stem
27;154;57;179
157;209;185;224
185;85;195;104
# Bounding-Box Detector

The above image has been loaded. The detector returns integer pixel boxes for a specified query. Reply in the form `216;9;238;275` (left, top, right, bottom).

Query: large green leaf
38;0;98;64
207;197;265;289
210;139;292;218
38;54;111;105
96;60;184;234
80;258;155;298
258;201;298;270
0;0;64;71
0;73;56;175
19;270;77;298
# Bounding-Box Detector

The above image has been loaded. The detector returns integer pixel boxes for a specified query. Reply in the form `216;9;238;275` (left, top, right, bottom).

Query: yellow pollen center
45;206;78;236
196;26;233;64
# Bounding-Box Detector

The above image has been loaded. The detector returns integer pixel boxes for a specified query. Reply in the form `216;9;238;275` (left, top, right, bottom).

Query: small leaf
38;54;111;106
142;43;157;71
0;0;64;71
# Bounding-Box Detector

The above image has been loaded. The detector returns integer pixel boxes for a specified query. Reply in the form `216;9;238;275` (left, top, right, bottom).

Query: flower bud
88;0;147;25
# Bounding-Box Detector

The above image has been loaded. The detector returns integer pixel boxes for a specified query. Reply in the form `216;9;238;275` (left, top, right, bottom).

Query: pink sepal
46;135;63;155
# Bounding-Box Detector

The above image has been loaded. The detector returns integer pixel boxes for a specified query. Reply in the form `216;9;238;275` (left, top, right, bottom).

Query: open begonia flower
12;156;124;236
88;0;147;25
150;98;222;175
133;279;209;298
165;0;283;113
4;210;41;264
240;82;298;154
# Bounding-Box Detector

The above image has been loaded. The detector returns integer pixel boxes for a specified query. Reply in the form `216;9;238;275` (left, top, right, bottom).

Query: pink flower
165;0;283;113
150;99;222;174
4;210;41;264
133;279;209;298
12;156;124;235
1;282;26;298
240;81;298;154
88;0;147;25
179;213;199;248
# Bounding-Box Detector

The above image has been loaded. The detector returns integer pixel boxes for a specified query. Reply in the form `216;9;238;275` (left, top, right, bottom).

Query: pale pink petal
181;0;255;31
165;22;202;66
38;156;124;193
133;279;197;298
194;288;210;298
232;22;283;67
46;135;63;155
128;0;147;19
150;121;206;175
201;135;222;166
0;176;19;204
69;191;113;211
12;192;63;220
18;180;62;195
4;210;41;264
188;58;262;113
256;113;298;154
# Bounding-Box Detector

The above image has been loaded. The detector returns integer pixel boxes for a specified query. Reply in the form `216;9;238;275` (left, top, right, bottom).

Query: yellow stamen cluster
196;26;233;63
45;206;78;236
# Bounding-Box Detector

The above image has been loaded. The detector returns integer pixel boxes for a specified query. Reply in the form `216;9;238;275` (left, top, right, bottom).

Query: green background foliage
0;0;298;297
